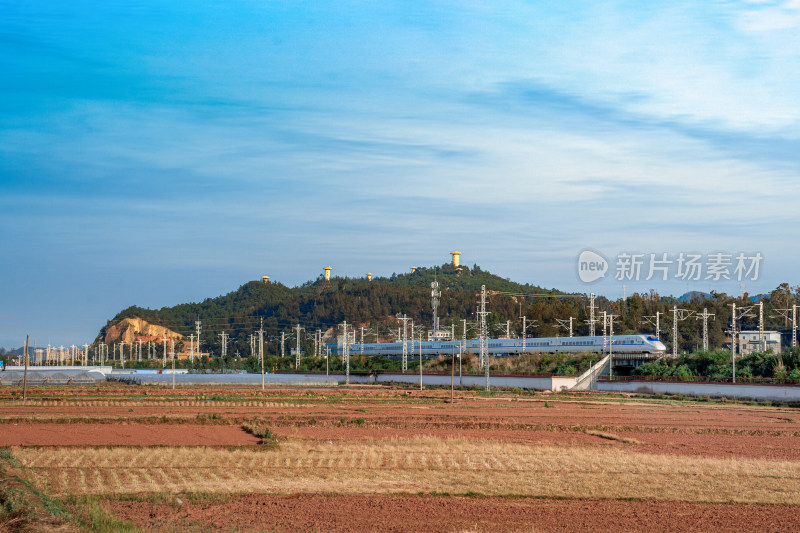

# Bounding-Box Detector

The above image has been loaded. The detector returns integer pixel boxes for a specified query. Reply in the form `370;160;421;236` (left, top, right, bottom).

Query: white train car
330;335;666;356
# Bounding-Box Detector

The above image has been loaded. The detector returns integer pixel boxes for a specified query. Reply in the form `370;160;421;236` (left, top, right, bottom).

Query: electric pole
556;318;574;338
671;306;696;357
431;280;441;334
607;314;617;379
478;285;489;390
195;320;202;359
589;292;596;336
696;308;715;352
259;319;264;389
219;332;228;359
729;303;755;382
294;324;303;369
643;312;661;340
772;305;799;350
342;321;350;385
601;311;607;355
399;314;410;372
170;338;176;390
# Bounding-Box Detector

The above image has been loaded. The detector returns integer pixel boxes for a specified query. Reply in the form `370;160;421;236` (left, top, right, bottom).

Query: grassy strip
0;446;66;531
241;422;279;447
63;496;145;533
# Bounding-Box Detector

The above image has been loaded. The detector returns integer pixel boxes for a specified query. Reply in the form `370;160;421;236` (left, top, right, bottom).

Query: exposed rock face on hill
104;317;182;345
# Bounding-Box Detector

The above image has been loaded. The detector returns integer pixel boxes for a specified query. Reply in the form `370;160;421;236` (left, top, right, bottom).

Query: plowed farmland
1;384;799;532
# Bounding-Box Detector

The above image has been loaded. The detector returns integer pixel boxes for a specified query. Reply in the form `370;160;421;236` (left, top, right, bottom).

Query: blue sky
2;1;800;347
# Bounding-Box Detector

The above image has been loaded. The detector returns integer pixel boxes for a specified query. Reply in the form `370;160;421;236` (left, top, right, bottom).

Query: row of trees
635;348;800;381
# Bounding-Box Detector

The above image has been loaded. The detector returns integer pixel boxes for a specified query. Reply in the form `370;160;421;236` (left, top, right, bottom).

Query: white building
738;331;781;356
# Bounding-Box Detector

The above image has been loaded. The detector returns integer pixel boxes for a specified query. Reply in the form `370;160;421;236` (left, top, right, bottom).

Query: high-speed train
329;335;666;357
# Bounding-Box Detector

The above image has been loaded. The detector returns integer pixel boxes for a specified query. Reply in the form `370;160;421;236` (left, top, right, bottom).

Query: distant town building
428;329;452;341
738;331;781;356
261;276;270;284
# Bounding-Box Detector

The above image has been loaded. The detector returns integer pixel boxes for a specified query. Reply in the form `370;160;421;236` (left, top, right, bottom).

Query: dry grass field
2;384;800;532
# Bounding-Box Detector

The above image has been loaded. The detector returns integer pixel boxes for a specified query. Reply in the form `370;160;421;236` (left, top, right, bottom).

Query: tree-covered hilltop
97;263;568;356
97;263;800;361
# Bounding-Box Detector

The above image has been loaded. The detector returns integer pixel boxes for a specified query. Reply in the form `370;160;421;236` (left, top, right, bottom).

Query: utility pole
521;316;526;355
730;302;737;383
162;337;168;368
195;320;202;360
730;304;755;381
219;332;228;359
294;324;303;369
83;344;89;366
607;314;616;379
556;318;574;338
280;332;285;359
601;311;608;355
419;328;423;391
759;301;765;353
672;306;696;358
589;293;596;336
478;285;489;390
697;308;715;352
643;312;661;340
259;318;264;390
772;306;798;350
462;319;467;356
399;314;410;373
23;335;29;401
360;326;365;355
170;338;176;390
189;334;195;365
120;342;125;369
431;280;441;334
505;320;511;338
672;306;678;358
342;321;350;385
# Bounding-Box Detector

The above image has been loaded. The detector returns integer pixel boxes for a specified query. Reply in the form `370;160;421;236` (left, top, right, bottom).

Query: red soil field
105;494;800;533
0;423;258;446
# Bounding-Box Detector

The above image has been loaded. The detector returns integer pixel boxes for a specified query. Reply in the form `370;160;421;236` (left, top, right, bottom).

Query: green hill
97;263;568;356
